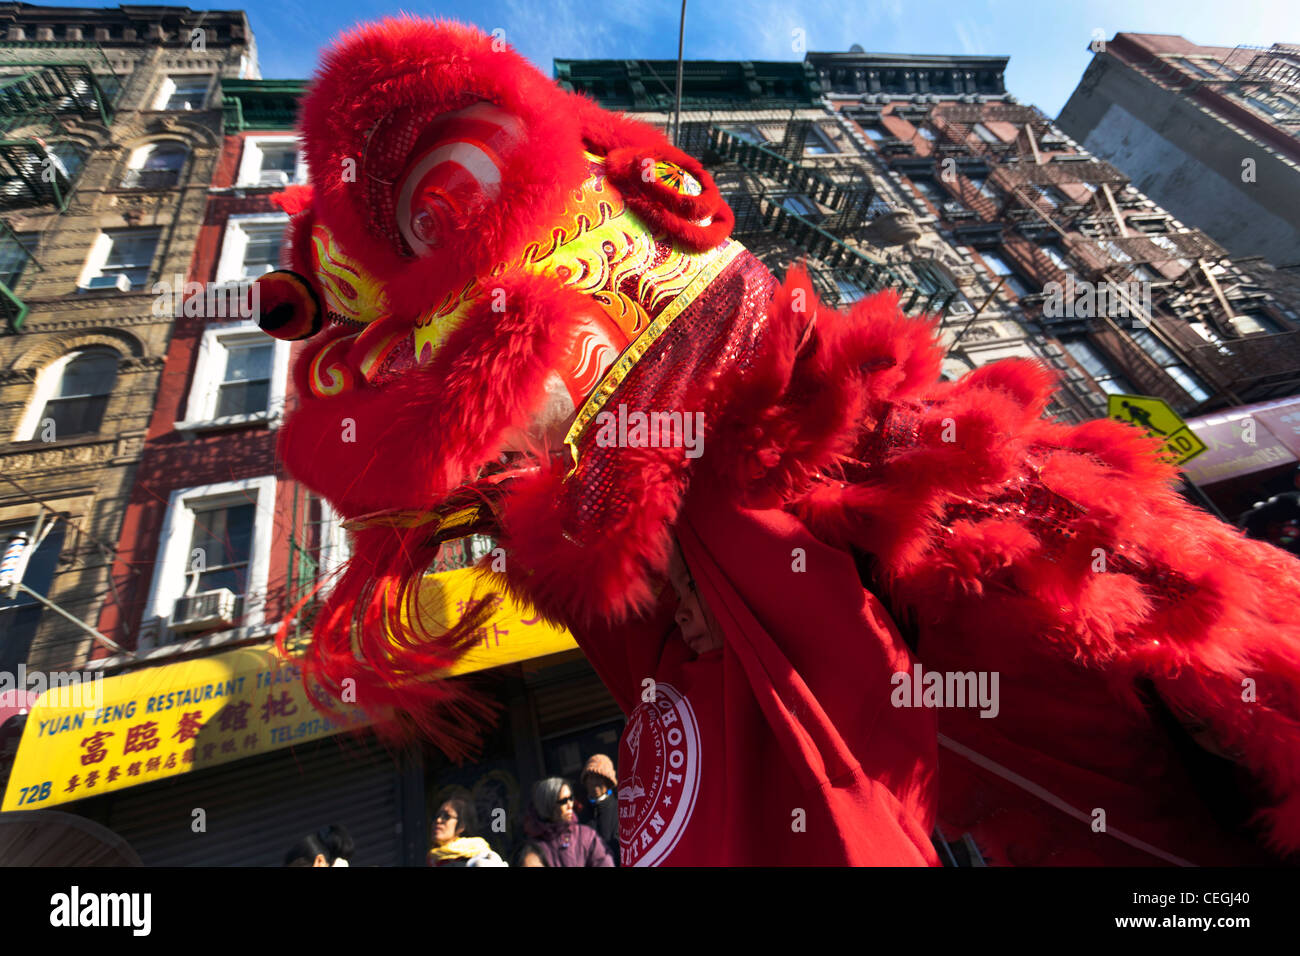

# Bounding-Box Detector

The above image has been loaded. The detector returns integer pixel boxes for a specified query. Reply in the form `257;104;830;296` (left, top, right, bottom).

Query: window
143;476;276;645
241;139;307;187
803;126;836;155
179;323;290;430
972;123;1002;144
835;276;866;304
1235;90;1281;116
36;349;118;438
122;142;187;188
862;125;886;142
1063;340;1136;395
1149;234;1192;269
215;340;273;418
155;74;211;111
1031;184;1063;208
1099;239;1133;264
256;144;297;183
0;229;32;287
237;136;308;187
1188;322;1233;355
80;227;160;290
965;174;1002;201
186;500;255;609
1129;328;1211;402
779;194;820;219
909;177;946;205
728;125;765;145
1040;243;1072;272
977;249;1031;297
917;127;935;141
0;519;66;674
1230;311;1283;335
1176;58;1216;79
95;73;122;103
215;214;288;283
238;224;284;278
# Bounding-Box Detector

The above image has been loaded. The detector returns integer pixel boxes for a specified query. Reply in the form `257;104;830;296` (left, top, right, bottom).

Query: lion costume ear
575;98;734;252
270;184;314;216
602;147;734;251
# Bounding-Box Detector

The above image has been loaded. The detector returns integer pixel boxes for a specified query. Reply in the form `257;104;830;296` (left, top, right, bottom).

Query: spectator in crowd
284;824;354;867
1239;468;1300;557
428;795;506;867
523;777;613;867
578;754;619;864
513;842;549;867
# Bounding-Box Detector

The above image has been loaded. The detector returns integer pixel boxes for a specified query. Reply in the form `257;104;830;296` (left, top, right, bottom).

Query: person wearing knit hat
580;754;619;864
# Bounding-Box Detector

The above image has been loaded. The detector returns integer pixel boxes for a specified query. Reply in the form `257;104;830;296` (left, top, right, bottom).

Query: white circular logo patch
617;682;701;866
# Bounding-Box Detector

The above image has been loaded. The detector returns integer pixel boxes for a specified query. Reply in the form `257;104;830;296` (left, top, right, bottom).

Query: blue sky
183;0;1300;117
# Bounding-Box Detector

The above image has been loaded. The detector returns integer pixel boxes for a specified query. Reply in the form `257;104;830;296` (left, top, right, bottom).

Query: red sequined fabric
559;247;778;545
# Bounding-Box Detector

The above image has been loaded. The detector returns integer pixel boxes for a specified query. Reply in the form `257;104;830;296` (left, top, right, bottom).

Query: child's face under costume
668;541;723;656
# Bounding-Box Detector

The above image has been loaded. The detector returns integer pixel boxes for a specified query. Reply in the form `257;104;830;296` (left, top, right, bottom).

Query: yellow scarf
428;836;493;863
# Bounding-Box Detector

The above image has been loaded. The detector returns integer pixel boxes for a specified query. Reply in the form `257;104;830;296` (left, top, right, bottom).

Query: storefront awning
2;569;577;812
1182;396;1300;486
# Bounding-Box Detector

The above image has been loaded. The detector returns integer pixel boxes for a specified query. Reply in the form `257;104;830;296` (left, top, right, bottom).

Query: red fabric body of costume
577;475;939;866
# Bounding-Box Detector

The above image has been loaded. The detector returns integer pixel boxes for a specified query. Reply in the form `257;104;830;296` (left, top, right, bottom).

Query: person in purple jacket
522;777;613;867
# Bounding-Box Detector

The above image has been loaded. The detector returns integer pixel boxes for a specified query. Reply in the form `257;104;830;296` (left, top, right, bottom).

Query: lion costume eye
394;102;524;256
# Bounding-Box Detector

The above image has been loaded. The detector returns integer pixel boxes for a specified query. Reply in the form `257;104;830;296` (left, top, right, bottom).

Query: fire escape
925;102;1300;412
696;121;957;314
0;46;119;330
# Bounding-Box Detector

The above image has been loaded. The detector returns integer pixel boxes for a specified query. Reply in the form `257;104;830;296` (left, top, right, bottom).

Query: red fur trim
279;273;590;517
499;449;681;632
299;18;592;311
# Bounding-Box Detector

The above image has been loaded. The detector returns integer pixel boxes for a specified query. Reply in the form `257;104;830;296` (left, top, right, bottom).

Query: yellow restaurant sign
3;569;577;812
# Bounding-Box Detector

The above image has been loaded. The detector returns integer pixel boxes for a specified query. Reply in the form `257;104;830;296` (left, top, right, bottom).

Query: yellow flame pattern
311;225;390;323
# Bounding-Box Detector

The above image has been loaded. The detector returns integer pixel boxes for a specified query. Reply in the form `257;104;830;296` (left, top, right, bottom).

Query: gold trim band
562;240;742;471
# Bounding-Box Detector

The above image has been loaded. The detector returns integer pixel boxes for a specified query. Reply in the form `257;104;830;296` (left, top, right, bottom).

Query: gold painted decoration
311;224;391;323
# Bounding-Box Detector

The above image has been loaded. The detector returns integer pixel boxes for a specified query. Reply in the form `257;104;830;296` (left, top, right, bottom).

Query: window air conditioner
171;588;237;632
82;273;131;291
257;170;291;186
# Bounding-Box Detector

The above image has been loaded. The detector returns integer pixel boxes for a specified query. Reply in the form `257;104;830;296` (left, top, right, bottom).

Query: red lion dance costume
256;18;1300;866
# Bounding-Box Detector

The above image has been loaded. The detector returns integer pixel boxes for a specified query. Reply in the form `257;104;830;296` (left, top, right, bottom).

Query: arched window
36;349;119;438
122;142;187;189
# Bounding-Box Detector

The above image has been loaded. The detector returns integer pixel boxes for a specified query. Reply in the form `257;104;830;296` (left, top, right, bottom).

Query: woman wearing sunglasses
522;777;614;867
427;794;506;867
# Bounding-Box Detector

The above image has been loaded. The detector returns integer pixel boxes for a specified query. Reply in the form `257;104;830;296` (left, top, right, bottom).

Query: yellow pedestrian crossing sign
1107;393;1207;466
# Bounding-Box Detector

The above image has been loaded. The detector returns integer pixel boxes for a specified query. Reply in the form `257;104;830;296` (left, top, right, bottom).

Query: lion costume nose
255;269;323;340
